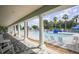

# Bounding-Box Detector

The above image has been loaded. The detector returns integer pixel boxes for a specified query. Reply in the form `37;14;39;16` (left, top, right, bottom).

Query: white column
39;15;45;49
13;26;15;36
10;26;13;35
8;27;10;33
8;26;12;34
14;25;17;35
18;23;20;38
24;20;28;40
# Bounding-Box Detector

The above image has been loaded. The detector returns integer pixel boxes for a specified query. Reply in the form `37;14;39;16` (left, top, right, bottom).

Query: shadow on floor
3;33;37;54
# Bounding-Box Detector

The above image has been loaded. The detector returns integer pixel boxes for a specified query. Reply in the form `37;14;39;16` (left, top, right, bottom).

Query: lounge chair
57;36;64;46
0;34;15;54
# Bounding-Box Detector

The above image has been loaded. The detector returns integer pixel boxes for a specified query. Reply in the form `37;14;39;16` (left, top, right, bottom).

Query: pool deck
21;38;61;54
17;33;79;54
9;32;79;54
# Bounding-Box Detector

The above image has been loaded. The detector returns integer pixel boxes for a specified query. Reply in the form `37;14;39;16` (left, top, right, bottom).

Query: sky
28;5;79;27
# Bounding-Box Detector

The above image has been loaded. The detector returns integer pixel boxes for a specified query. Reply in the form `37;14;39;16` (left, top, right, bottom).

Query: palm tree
62;14;68;30
49;21;53;30
53;17;58;29
43;20;49;29
72;15;79;24
59;20;62;29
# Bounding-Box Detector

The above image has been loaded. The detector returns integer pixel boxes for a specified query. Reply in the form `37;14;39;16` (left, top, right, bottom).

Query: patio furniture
0;34;15;54
62;35;79;52
57;36;64;46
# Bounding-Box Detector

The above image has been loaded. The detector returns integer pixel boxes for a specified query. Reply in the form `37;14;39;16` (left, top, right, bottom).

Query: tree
43;20;49;29
48;21;53;30
32;25;38;30
72;15;79;24
59;20;63;29
71;17;77;27
53;17;58;29
62;14;68;30
0;26;7;33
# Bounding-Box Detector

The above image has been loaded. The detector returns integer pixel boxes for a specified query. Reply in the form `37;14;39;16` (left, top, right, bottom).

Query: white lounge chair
0;34;15;54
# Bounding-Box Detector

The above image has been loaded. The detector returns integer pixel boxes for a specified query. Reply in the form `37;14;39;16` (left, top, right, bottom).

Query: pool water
31;30;73;41
28;30;79;52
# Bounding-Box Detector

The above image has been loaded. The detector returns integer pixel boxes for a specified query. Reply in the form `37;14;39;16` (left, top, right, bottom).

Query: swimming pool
28;30;79;52
29;30;73;41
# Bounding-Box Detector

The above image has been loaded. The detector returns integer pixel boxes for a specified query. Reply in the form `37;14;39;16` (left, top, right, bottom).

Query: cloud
28;6;79;27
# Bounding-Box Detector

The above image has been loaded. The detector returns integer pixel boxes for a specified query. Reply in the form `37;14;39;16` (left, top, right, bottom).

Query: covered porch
0;5;78;54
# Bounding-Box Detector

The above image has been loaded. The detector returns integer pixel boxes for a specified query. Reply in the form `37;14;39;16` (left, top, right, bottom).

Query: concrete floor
22;38;77;54
4;33;77;54
20;39;69;54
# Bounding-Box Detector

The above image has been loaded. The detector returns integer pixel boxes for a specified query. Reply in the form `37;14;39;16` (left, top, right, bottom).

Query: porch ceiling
0;5;42;26
0;5;75;27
